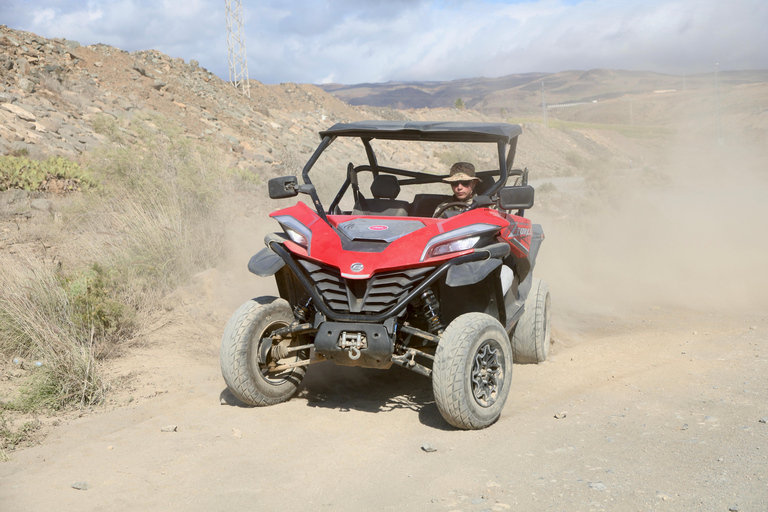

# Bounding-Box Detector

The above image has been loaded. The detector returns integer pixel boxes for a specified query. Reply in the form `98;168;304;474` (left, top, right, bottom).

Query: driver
434;162;481;216
434;162;516;296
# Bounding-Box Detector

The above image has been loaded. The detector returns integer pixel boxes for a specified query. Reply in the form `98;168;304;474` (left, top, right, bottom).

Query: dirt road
1;278;765;511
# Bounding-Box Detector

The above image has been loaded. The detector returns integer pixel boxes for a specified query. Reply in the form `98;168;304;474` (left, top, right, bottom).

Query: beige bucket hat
443;162;481;183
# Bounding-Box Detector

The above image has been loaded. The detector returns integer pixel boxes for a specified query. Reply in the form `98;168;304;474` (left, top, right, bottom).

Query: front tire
432;313;513;430
220;296;307;406
511;278;551;364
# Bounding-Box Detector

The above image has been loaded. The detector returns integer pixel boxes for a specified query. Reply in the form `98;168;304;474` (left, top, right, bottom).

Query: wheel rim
251;320;299;385
471;340;505;407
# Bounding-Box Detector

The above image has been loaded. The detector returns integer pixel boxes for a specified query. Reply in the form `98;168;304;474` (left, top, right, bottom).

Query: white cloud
3;0;766;84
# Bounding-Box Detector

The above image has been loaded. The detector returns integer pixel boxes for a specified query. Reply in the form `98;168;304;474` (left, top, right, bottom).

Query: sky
1;0;766;85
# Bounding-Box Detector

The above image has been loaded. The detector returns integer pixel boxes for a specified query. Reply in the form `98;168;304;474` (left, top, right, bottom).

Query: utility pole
541;82;547;127
225;0;250;97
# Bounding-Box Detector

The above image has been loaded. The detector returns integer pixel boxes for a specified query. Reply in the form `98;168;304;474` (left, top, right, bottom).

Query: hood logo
350;262;364;272
368;225;388;231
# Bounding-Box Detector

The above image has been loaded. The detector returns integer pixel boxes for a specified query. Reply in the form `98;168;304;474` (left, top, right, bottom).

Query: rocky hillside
0;24;374;172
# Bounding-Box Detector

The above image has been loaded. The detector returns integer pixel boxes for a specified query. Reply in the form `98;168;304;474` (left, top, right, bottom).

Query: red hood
269;202;530;279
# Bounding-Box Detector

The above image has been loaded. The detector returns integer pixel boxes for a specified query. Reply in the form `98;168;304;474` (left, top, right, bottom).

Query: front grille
297;259;434;314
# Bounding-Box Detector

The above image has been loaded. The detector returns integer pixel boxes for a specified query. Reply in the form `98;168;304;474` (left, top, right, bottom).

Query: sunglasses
451;180;473;187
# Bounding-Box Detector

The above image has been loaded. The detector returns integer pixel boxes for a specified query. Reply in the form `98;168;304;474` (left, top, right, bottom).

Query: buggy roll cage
296;121;524;220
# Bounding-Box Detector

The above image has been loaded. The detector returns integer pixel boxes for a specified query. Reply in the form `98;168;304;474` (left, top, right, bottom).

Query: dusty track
1;273;765;511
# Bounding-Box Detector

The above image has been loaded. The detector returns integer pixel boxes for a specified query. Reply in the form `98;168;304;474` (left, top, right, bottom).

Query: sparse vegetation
81;113;228;303
0;155;96;192
565;151;588;170
504;118;676;139
0;414;42;460
0;256;106;411
0;114;230;420
433;144;495;170
548;119;676;139
435;149;471;168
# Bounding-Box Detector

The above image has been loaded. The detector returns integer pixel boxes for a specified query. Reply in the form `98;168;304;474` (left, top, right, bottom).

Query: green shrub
0;155;97;192
64;263;136;349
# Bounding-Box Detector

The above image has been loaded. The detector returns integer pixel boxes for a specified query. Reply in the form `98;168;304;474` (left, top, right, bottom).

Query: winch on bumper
313;322;394;368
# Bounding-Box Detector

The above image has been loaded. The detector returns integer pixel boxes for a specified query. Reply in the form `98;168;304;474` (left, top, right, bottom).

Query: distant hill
319;69;768;119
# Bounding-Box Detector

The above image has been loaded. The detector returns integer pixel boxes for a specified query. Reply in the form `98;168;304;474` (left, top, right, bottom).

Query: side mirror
268;176;299;199
268;176;318;199
498;185;535;210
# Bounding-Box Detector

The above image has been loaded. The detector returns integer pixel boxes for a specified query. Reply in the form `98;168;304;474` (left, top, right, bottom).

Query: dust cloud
536;134;768;316
213;128;768;323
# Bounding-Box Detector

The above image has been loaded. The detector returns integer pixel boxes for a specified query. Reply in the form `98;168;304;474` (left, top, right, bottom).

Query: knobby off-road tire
220;297;307;406
432;313;513;430
511;278;551;364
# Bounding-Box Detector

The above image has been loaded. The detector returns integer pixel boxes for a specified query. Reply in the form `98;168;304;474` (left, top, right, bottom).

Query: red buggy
220;121;551;429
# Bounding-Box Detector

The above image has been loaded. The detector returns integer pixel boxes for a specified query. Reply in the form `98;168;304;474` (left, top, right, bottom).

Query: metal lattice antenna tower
225;0;250;97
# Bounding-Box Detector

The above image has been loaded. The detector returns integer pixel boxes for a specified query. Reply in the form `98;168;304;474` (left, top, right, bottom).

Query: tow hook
339;331;367;360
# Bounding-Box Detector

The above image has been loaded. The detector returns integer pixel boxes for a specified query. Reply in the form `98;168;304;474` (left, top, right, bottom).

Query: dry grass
0;256;105;410
0;113;230;417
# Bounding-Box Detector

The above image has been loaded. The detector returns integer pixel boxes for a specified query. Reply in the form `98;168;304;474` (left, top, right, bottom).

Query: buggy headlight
421;224;499;261
429;236;480;258
274;215;312;250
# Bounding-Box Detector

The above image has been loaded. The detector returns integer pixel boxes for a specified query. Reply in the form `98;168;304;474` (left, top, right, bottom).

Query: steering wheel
432;201;471;218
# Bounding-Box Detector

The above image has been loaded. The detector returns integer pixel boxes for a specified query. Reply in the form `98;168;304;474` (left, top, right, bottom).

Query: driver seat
352;175;409;216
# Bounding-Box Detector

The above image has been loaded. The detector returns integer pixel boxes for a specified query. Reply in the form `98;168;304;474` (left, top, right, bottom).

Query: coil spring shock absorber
419;289;444;334
293;296;312;323
266;296;313;362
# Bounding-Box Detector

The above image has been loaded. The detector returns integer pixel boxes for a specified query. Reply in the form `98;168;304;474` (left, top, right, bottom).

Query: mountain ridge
319;68;768;116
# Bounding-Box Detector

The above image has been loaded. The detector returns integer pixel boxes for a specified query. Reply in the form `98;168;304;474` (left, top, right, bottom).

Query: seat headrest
475;175;495;195
370;174;401;199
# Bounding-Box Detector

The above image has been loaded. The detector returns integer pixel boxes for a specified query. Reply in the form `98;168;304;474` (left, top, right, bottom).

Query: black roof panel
319;121;522;143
